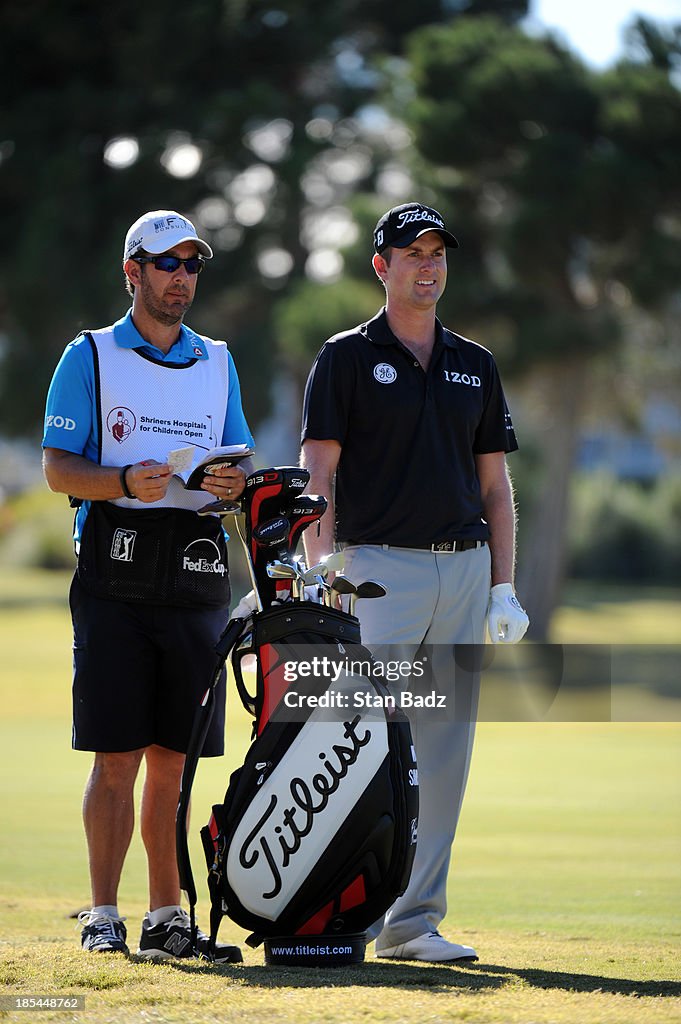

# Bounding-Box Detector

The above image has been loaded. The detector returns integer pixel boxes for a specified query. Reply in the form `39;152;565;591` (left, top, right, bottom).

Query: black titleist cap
373;202;459;254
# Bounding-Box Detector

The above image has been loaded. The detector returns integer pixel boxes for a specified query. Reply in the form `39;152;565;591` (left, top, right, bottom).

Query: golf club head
356;581;388;599
266;560;300;581
252;516;291;551
330;575;357;596
250;516;292;607
242;468;310;607
349;579;387;616
243;467;309;539
302;563;328;584
283;494;328;554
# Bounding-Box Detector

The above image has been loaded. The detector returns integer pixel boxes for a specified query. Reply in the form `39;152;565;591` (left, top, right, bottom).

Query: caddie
42;210;254;962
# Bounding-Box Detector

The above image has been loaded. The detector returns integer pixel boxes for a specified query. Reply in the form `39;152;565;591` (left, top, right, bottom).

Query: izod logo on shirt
443;370;481;387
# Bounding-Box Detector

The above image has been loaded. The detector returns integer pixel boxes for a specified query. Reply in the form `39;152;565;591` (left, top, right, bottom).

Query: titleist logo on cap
396;208;445;230
373;202;458;253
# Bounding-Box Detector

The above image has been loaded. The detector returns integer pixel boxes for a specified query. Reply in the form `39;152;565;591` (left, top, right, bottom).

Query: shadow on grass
159;957;681;998
473;963;681;998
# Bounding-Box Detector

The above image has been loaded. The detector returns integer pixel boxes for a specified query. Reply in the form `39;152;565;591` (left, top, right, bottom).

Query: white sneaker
376;931;478;963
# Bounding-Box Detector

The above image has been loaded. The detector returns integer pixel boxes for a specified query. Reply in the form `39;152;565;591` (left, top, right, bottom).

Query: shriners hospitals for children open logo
106;407;136;443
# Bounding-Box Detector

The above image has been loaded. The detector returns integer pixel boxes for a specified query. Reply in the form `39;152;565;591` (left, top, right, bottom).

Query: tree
3;0;523;437
397;16;681;637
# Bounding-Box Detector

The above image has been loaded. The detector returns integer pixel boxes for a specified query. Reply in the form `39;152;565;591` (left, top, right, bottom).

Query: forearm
300;443;339;567
481;469;517;586
42;448;172;504
482;463;529;642
43;449;130;502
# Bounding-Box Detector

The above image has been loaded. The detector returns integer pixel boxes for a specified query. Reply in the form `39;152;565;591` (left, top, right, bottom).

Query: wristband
119;464;136;500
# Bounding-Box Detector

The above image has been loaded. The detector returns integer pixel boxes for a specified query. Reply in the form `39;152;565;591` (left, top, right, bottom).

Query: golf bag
176;468;419;965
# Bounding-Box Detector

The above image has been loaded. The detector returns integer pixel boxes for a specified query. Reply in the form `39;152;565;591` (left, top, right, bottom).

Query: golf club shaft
234;515;264;611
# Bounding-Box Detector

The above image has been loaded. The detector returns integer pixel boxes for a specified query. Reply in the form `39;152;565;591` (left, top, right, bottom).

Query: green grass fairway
0;575;680;1023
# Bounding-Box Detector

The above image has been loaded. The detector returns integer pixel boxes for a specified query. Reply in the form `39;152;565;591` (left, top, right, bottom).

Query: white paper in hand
167;446;196;476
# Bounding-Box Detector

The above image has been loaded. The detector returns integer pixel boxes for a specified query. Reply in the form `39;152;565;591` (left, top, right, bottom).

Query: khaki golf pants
341;543;491;949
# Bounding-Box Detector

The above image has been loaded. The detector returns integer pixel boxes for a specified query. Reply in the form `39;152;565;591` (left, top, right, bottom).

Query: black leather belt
428;540;486;552
344;540;486;552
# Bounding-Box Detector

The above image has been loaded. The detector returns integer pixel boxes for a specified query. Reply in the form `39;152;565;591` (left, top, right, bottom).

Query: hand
127;460;172;503
487;583;529;644
200;464;247;500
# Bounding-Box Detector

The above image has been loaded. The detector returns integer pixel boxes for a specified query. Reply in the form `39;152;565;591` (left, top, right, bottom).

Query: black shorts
70;575;228;756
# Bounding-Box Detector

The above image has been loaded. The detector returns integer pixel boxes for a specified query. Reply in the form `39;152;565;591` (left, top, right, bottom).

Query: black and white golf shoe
136;908;242;963
79;911;129;954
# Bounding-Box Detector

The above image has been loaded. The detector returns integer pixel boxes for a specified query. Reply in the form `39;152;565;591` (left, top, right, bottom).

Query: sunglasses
132;254;205;275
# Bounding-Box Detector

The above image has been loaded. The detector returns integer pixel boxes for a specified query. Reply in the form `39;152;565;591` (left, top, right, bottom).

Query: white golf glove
487;583;529;644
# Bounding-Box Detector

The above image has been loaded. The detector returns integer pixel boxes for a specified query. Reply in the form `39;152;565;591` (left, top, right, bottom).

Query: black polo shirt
301;308;518;547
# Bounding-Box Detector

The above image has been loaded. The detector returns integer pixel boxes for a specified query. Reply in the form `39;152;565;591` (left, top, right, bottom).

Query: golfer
42;210;254;961
301;202;528;962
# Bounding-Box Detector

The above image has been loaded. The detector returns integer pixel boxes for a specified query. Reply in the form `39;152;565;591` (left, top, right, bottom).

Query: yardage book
168;444;254;490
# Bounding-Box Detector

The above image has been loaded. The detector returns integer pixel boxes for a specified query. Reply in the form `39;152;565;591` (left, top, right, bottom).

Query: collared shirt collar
361;307;456;349
112;309;209;362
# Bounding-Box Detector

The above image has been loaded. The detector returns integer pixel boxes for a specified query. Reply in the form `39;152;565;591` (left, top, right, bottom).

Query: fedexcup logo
182;538;225;575
374;363;397;384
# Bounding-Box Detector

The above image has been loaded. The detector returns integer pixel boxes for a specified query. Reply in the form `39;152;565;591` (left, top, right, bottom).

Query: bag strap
232;633;258;719
175;615;246;952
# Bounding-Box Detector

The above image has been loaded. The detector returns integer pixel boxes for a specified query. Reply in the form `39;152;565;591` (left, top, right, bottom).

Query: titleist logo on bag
226;713;388;918
196;603;418;949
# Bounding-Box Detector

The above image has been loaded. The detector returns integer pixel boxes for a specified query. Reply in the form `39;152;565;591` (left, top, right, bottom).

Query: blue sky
526;0;680;66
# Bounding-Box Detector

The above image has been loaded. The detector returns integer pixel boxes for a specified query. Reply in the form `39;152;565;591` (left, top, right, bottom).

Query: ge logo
373;363;397;384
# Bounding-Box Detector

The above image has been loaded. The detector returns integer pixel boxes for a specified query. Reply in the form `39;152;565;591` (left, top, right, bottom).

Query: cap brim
393;227;459;249
144;234;214;259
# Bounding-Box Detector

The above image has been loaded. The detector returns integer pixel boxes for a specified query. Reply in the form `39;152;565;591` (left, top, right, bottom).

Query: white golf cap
123;210;213;261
